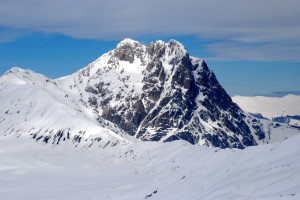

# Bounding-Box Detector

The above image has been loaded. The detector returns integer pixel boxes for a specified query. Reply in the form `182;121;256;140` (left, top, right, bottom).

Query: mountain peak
1;67;49;86
4;67;26;75
168;39;186;49
116;38;142;48
113;39;145;64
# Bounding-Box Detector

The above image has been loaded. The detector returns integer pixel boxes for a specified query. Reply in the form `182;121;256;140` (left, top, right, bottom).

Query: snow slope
0;134;299;200
0;67;132;147
232;95;300;120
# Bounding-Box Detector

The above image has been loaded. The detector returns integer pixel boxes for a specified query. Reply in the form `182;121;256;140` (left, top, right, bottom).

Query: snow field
0;134;299;200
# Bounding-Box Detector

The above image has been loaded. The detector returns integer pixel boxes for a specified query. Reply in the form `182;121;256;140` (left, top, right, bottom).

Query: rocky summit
1;39;297;149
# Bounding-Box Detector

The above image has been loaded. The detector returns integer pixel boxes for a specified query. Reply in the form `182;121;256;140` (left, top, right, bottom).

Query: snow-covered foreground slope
232;95;300;120
1;134;300;200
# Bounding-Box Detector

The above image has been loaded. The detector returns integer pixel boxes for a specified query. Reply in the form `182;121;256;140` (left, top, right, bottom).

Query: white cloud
0;0;299;61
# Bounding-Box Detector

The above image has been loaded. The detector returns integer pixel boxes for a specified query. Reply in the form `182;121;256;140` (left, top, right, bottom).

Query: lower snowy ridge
0;134;299;200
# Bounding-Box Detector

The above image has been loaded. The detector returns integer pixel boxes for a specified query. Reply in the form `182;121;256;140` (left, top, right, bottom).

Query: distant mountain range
232;95;300;126
1;39;299;149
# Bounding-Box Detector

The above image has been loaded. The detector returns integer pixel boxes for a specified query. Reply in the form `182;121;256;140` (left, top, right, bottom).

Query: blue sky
0;0;299;97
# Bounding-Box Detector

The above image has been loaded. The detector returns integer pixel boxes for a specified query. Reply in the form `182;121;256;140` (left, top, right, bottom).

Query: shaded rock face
76;38;266;148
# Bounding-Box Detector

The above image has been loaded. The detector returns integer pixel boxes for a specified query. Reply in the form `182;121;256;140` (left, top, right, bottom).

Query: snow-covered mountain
1;39;299;148
232;95;300;126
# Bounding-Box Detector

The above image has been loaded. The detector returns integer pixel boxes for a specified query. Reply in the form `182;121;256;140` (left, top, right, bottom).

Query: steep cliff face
60;38;267;148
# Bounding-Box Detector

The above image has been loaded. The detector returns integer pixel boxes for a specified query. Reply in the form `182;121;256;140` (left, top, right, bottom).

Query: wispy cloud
256;91;300;97
0;0;299;61
0;27;31;43
204;42;300;62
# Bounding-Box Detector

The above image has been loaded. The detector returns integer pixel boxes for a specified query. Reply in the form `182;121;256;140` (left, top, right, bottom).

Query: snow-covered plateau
0;134;299;200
